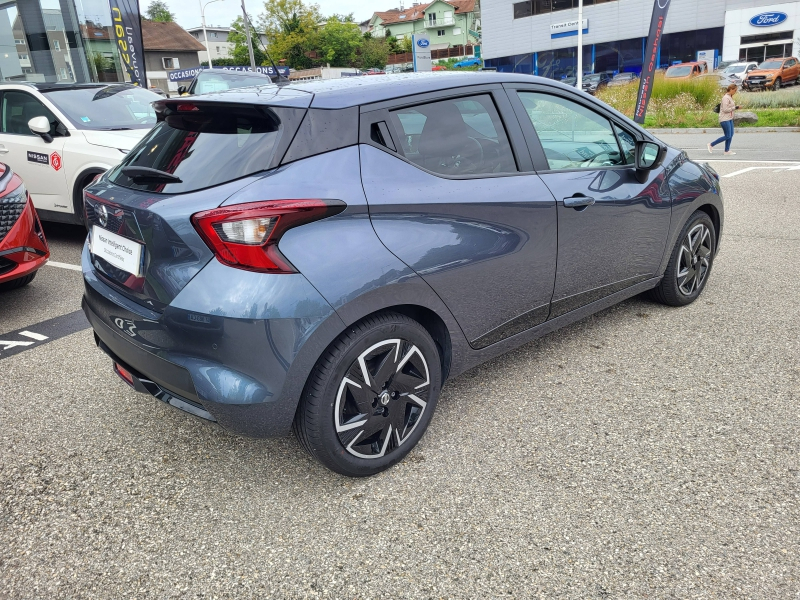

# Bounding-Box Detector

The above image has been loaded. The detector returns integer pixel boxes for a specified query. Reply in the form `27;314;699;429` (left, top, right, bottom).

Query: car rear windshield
43;85;161;130
107;103;284;194
190;71;271;95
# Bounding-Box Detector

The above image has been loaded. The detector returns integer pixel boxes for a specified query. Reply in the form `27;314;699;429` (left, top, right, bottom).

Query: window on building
14;39;24;45
216;46;220;53
437;29;445;36
53;40;60;50
517;92;625;171
18;53;27;60
740;30;793;45
428;12;436;25
59;67;68;80
513;1;532;18
211;32;218;38
389;94;518;176
453;27;462;35
515;0;612;17
162;57;180;69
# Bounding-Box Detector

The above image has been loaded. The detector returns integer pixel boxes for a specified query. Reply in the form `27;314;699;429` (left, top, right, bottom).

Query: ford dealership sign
749;12;787;27
417;38;430;48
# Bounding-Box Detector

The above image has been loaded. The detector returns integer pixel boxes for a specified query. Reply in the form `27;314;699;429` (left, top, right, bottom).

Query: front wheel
773;78;781;91
649;211;716;307
293;312;442;477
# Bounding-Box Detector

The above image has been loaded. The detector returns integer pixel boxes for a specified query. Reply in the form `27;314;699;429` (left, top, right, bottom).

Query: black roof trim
0;82;137;93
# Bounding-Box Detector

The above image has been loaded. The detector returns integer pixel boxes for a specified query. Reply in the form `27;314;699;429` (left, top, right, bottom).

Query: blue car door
360;85;558;349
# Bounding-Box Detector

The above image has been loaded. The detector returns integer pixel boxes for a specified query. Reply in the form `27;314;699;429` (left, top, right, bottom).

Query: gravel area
0;161;798;598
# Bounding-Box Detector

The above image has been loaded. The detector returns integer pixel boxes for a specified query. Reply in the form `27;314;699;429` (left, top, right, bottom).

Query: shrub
737;87;800;109
650;73;719;108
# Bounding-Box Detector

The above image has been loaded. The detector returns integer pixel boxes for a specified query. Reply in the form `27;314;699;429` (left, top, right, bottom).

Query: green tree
316;16;362;67
144;0;174;22
228;16;267;66
358;37;389;70
258;0;322;69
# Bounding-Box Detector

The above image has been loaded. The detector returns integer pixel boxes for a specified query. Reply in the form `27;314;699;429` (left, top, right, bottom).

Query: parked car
665;62;704;79
454;58;482;68
742;57;800;91
607;72;639;87
581;72;613;94
82;72;724;477
179;69;272;96
719;61;759;84
0;163;49;290
365;68;386;76
148;87;170;98
0;82;161;226
431;65;448;71
561;76;577;87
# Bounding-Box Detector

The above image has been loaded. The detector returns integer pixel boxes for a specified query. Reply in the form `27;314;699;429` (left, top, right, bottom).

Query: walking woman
708;84;740;156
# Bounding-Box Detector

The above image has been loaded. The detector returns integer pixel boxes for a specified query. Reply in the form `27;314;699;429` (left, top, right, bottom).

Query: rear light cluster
191;199;345;273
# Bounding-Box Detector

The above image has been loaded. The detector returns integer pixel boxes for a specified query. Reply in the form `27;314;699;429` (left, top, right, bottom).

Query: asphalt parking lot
2;136;800;597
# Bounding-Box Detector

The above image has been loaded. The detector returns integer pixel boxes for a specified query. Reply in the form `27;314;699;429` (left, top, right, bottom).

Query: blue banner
167;65;290;82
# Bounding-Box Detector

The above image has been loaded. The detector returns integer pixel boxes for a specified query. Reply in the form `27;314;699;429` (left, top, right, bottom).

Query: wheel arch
696;202;722;250
71;167;108;224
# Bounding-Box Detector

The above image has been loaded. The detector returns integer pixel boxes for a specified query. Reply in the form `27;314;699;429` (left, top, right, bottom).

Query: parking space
1;143;800;597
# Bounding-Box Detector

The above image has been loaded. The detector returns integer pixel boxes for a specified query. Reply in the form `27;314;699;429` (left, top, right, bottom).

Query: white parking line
46;260;82;271
19;331;48;341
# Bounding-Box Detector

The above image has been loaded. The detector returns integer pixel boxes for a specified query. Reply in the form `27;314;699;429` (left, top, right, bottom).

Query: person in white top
708;84;740;156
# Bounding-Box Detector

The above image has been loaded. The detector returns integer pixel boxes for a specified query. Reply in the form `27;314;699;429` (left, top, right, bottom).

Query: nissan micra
82;73;724;476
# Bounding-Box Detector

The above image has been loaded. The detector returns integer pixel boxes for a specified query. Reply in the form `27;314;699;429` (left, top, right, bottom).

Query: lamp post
200;0;225;68
577;0;583;88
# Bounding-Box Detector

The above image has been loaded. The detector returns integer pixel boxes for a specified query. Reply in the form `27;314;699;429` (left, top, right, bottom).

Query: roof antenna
242;10;290;86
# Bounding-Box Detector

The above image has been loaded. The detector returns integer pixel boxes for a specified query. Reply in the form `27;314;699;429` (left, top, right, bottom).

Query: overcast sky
165;0;394;30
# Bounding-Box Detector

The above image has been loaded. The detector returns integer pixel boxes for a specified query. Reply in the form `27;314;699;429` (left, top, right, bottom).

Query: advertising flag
109;0;147;86
634;0;671;124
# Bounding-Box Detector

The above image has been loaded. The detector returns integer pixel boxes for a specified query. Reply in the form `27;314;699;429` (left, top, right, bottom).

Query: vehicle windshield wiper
121;166;182;184
99;127;133;131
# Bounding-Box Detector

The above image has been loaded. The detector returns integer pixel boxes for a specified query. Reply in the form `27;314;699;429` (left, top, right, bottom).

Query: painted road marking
722;164;800;178
0;310;90;360
46;260;82;271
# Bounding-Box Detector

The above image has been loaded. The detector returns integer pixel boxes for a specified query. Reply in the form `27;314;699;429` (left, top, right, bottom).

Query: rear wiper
122;166;182;184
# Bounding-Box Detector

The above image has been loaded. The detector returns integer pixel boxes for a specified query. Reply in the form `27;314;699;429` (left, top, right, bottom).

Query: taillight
191;199;345;273
114;362;136;387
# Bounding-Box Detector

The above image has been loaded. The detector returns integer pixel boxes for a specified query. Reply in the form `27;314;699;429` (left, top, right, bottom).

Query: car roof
669;62;701;67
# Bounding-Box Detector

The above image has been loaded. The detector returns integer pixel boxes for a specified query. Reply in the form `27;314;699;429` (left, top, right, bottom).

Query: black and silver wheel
293;312;441;476
773;78;781;91
650;210;716;307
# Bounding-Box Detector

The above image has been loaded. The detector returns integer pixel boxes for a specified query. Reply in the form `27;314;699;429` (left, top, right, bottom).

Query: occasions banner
109;0;147;86
634;0;671;124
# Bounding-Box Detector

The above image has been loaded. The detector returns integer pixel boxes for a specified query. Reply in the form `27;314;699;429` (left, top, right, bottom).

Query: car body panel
0;167;49;285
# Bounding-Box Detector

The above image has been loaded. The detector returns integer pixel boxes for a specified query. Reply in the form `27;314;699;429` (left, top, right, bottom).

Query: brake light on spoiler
191;199;345;273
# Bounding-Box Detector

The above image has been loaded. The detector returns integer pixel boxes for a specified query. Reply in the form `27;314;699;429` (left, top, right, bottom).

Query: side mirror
636;141;664;170
28;116;53;143
178;86;187;95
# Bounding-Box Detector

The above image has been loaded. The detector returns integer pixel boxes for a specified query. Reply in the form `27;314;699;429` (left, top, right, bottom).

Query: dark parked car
608;72;639;87
581;72;613;94
82;73;724;476
179;69;272;96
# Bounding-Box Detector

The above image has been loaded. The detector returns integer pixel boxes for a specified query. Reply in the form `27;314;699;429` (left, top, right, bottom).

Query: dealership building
481;0;800;80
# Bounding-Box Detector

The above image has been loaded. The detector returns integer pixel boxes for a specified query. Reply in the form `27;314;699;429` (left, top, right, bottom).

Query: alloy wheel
677;223;712;296
335;339;431;459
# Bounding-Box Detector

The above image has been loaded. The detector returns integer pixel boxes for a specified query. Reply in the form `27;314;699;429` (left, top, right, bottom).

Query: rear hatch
84;91;309;311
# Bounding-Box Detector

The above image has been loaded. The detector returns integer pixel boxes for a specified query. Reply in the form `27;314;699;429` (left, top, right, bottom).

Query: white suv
0;82;161;225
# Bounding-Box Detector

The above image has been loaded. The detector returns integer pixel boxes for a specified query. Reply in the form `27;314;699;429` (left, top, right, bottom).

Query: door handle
0;147;8;154
563;195;595;208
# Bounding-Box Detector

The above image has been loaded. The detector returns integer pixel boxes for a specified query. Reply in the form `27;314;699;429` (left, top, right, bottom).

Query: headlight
1;183;27;208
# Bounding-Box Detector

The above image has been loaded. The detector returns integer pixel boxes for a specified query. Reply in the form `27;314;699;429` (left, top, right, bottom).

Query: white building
481;0;800;79
186;26;270;64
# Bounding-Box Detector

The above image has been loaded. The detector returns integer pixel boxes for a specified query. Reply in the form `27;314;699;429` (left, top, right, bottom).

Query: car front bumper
81;242;342;437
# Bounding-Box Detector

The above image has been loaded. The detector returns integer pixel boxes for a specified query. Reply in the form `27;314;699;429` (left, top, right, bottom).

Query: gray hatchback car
82;72;723;476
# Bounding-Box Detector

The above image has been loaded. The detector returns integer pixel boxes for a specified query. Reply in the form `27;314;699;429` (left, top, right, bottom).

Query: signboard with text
109;0;146;86
634;0;671;124
167;65;291;82
412;34;432;73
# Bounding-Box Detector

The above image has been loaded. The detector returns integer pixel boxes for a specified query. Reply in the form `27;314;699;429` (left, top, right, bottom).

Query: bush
738;87;800;109
650;73;720;107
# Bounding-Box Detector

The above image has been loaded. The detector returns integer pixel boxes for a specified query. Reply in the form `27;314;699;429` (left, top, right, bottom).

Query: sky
164;0;395;30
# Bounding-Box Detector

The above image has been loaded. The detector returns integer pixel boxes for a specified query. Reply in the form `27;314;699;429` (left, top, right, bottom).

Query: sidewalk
648;126;800;134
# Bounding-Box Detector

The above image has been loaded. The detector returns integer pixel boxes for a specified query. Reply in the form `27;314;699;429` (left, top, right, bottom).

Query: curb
648;126;800;134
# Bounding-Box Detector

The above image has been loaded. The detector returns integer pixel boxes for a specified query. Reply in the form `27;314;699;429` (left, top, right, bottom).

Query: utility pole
577;0;583;88
242;0;256;68
200;0;223;68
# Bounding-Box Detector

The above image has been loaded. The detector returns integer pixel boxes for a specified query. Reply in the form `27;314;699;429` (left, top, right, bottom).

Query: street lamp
200;0;225;68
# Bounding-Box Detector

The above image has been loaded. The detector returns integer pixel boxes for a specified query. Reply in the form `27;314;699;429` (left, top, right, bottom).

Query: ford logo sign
417;39;430;48
749;12;787;27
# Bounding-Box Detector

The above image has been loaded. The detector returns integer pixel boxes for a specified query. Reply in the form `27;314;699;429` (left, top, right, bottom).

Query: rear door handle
0;146;8;154
563;195;595;208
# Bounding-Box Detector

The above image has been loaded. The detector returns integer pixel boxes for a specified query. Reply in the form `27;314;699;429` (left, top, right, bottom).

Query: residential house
142;20;206;92
367;1;479;51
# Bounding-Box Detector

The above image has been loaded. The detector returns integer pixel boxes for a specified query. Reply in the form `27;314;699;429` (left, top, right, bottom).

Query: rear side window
108;103;285;194
389;94;517;176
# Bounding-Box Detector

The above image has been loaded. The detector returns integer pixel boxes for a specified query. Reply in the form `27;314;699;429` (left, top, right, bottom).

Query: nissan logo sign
749;12;787;27
98;204;108;228
417;38;430;48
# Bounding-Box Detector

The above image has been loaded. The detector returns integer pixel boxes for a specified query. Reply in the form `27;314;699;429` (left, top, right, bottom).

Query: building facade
368;1;480;50
482;0;800;80
0;0;134;83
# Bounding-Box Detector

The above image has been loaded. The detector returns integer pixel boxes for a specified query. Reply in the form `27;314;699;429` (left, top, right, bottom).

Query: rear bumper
82;242;342;437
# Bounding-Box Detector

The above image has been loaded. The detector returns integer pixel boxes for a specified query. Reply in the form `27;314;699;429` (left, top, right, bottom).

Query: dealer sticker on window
90;226;144;277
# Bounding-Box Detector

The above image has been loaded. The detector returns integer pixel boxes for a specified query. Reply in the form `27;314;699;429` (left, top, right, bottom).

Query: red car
0;164;49;291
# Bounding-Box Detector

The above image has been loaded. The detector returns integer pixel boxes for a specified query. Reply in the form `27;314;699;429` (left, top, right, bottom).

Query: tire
0;271;37;291
293;311;442;477
773;78;781;91
649;210;716;307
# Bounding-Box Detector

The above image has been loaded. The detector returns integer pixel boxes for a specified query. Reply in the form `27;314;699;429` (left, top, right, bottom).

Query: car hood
747;69;779;77
81;129;150;151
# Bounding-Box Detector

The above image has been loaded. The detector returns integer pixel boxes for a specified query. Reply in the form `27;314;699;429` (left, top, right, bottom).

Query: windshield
614;73;633;80
190;72;271;95
666;66;692;77
584;75;601;83
758;60;783;69
723;64;746;73
43;85;160;130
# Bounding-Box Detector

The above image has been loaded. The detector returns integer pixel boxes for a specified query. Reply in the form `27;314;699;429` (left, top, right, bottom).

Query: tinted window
1;91;59;136
518;92;624;171
43;85;159;130
108;104;284;194
389;94;517;176
190;71;270;95
513;1;532;18
613;123;635;165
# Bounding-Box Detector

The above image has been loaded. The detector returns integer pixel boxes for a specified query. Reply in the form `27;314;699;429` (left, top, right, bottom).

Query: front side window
389;94;518;176
613;123;635;165
1;91;59;136
517;92;625;171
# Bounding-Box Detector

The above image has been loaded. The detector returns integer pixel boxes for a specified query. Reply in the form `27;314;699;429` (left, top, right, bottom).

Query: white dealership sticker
91;226;143;277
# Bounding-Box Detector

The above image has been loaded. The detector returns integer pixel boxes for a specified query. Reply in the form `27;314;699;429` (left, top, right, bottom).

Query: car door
786;58;800;83
0;90;67;213
360;86;558;349
505;84;671;318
